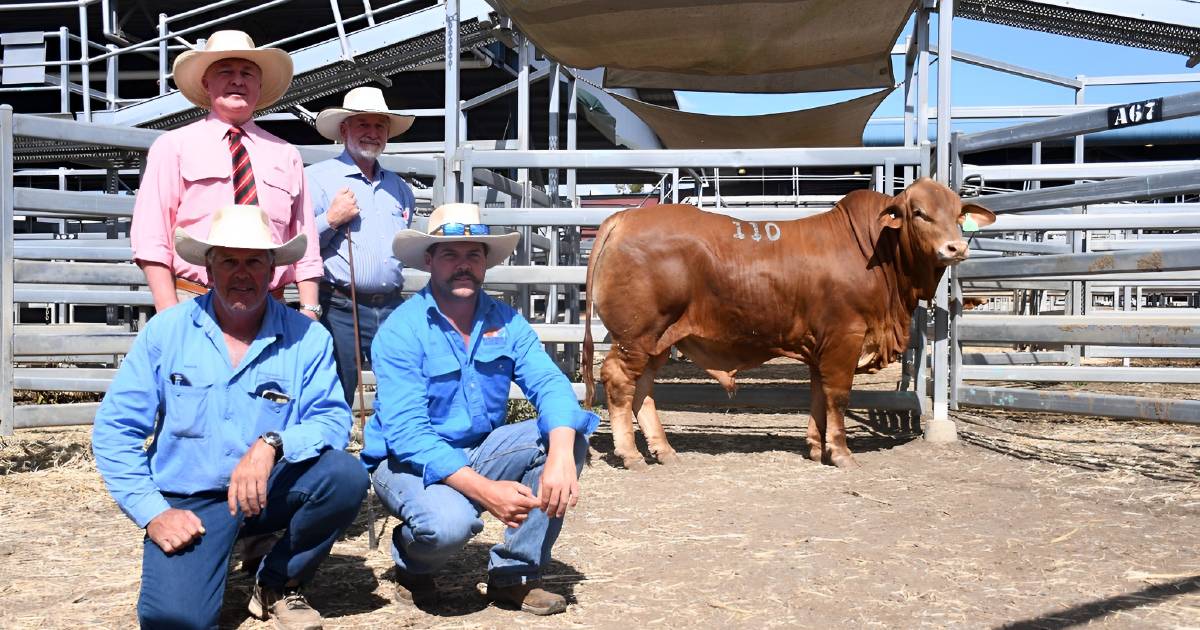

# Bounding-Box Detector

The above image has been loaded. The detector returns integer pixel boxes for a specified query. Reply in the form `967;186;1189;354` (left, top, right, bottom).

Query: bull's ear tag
961;216;980;232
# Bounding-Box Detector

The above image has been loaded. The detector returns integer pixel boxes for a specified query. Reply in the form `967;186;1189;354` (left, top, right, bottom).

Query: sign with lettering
1107;98;1162;129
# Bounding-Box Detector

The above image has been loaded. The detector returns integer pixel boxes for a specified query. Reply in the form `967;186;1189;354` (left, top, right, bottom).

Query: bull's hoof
612;450;650;471
622;456;651;471
806;446;824;463
829;452;861;469
651;450;681;466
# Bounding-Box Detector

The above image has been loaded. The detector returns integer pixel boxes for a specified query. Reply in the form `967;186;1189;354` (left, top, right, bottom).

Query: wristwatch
299;303;322;317
259;431;283;461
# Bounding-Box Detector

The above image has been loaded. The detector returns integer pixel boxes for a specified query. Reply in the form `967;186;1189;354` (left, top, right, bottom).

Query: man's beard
347;138;382;161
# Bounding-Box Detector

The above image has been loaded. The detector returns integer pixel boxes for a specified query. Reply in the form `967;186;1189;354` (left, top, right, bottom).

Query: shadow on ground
996;575;1200;630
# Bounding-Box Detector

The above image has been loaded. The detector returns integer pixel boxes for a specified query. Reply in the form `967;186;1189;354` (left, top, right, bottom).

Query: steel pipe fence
950;95;1200;424
3;104;945;431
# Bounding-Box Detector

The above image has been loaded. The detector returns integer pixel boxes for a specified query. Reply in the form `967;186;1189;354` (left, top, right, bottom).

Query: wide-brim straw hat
175;204;307;267
172;30;293;110
315;86;416;141
392;203;520;272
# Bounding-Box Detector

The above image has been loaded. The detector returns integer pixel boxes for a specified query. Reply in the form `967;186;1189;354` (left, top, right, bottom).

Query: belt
328;283;403;307
174;277;208;295
176;277;285;301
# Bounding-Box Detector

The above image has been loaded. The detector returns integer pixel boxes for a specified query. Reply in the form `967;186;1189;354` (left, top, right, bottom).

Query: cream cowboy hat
392;203;521;272
175;204;307;267
315;86;416;141
172;30;293;110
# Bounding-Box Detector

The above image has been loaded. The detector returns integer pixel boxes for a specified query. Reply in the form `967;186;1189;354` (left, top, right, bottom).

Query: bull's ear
960;204;996;230
878;204;903;229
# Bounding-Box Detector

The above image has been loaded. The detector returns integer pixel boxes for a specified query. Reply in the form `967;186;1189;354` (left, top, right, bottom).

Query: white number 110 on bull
731;220;782;242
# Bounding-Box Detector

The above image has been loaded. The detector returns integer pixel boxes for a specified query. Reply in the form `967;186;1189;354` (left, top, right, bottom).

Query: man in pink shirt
132;30;323;319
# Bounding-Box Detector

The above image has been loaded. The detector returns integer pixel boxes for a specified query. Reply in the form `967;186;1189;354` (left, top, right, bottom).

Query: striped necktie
227;126;259;205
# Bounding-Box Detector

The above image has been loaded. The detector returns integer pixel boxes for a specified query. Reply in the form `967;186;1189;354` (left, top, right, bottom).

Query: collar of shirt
203;112;265;149
414;286;501;357
190;292;287;377
333;148;383;184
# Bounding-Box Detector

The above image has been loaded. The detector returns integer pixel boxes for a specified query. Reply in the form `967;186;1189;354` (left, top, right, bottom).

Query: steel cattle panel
958;247;1200;279
14;187;134;217
14;260;145;285
958;386;1200;424
960;351;1071;365
14;403;102;429
975;169;1200;213
981;213;1200;231
13;113;160;150
956;89;1200;154
13;246;133;261
961;365;1200;383
13;333;135;356
468;147;926;170
957;315;1200;346
14;289;154;306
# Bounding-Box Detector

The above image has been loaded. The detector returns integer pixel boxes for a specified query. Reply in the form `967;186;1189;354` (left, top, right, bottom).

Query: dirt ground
2;358;1198;629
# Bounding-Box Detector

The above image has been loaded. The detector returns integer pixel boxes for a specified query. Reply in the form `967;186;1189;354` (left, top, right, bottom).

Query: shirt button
224;449;232;456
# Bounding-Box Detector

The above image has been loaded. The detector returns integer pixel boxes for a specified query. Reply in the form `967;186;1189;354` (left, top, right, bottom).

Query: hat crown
199;30;260;53
426;203;485;235
341;86;391;113
206;204;276;248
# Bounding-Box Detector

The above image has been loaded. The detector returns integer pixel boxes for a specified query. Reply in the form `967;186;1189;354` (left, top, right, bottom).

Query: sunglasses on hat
431;222;491;236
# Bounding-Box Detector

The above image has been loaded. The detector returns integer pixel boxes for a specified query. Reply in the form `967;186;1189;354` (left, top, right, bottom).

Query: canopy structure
488;0;916;93
607;88;893;149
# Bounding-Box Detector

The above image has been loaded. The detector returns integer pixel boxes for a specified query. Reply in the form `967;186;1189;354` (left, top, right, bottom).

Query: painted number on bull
731;220;781;242
1107;98;1162;129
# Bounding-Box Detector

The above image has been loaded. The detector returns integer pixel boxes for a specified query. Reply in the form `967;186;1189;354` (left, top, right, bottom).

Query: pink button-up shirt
131;114;323;289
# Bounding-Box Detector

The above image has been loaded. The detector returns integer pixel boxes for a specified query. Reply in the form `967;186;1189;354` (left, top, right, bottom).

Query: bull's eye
913;208;930;221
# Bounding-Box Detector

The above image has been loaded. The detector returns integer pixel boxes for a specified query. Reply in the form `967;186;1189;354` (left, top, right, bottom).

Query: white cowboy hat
315;86;416;141
392;203;520;272
172;30;293;110
175;204;307;267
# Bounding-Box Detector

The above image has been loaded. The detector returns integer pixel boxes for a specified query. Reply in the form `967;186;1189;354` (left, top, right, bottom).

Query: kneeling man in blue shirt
93;204;369;630
363;203;599;615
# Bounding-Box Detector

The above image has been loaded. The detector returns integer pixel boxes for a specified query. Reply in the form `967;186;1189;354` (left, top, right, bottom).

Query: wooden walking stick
345;225;381;550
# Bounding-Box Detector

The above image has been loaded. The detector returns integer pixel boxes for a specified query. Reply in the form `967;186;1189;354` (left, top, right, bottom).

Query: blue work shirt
92;294;352;528
306;150;414;293
362;287;600;485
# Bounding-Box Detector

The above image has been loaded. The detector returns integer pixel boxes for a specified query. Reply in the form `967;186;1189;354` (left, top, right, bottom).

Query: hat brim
315;108;416;141
391;230;521;272
173;48;294;110
174;227;307;267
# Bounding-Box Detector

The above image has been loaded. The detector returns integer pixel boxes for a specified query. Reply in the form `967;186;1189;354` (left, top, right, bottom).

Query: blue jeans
319;287;401;406
137;449;369;629
371;420;588;587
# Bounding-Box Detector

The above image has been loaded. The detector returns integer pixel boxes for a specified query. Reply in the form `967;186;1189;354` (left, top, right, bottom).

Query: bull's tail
582;212;624;408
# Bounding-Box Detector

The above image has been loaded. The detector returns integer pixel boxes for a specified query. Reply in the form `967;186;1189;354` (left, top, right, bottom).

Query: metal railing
949;90;1200;425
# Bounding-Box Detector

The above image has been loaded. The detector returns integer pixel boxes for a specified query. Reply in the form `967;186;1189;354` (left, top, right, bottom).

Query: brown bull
582;178;995;469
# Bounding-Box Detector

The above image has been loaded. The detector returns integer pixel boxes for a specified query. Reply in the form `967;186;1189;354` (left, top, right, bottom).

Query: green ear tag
961;216;980;233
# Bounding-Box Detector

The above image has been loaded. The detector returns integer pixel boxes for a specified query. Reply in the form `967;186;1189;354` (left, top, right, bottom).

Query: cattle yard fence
947;90;1200;424
2;106;939;434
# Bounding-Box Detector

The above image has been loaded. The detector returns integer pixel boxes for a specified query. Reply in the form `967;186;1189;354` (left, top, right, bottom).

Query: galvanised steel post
929;0;956;441
443;0;461;203
2;106;16;435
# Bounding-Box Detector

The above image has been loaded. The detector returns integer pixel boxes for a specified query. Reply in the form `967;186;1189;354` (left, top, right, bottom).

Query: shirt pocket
423;354;462;419
260;164;300;228
473;343;515;411
179;154;232;213
163;382;213;439
249;395;294;444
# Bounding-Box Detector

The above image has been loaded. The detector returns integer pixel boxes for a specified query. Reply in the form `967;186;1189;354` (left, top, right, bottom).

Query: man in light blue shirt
306;86;416;405
93;204;368;630
365;203;599;615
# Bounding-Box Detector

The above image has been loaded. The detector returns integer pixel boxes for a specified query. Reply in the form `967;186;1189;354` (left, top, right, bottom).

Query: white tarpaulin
608;88;893;149
487;0;916;92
